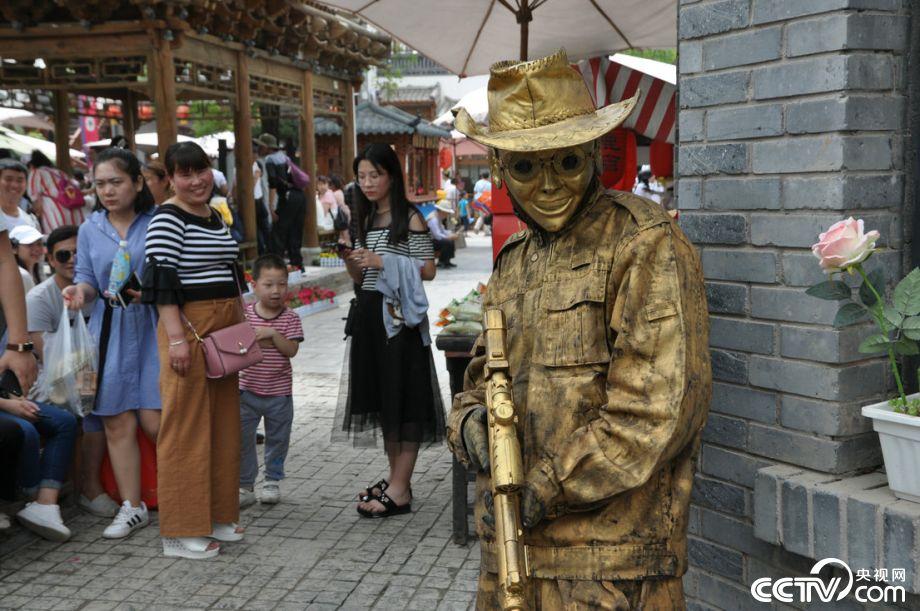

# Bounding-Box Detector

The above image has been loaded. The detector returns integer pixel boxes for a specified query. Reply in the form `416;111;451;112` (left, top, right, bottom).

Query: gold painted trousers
476;571;685;610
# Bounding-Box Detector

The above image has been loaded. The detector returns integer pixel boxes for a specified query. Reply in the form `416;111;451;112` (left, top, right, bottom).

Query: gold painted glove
481;486;546;529
461;406;490;473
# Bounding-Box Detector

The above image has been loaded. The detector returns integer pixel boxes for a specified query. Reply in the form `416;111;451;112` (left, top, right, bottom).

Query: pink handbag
185;315;264;379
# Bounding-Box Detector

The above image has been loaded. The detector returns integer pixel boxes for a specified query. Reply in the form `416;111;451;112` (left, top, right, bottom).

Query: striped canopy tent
576;53;676;144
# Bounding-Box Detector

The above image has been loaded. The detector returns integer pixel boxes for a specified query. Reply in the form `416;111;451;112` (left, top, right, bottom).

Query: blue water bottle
107;240;131;299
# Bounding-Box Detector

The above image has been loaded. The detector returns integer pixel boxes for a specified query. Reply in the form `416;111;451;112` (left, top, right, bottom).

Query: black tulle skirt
335;289;445;447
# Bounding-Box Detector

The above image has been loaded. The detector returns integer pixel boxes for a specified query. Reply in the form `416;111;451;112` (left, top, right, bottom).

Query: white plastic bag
33;305;97;416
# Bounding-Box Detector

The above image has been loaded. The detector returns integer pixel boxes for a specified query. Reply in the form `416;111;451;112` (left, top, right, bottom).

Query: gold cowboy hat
454;49;639;153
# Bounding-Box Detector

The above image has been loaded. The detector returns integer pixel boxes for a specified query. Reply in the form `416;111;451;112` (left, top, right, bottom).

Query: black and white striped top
356;227;434;291
142;203;240;304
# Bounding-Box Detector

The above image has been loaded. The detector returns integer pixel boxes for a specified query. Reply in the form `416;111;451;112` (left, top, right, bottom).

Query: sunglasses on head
53;249;76;264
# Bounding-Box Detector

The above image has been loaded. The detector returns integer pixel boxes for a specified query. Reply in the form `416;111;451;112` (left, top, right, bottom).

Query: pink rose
811;217;880;273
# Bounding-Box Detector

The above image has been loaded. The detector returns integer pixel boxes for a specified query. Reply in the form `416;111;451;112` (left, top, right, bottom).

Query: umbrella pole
517;3;533;61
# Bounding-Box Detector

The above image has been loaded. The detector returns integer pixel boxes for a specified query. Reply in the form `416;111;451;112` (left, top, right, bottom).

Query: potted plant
286;286;337;318
809;218;920;502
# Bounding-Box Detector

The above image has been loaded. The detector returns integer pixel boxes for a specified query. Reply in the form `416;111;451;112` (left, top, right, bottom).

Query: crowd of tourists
0;138;446;558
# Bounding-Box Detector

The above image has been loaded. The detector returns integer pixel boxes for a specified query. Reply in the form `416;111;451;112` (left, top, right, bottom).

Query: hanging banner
650;141;674;178
79;95;100;164
599;128;636;191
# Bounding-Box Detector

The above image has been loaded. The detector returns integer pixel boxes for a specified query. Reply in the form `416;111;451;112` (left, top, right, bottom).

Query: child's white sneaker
260;481;281;504
103;501;148;539
239;488;256;509
16;502;71;541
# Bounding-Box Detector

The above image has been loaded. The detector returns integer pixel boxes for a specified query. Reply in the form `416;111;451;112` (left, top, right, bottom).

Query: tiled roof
379;84;440;103
314;116;343;137
355;101;450;138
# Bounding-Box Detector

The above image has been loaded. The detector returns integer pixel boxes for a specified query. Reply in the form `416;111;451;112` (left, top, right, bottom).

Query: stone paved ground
0;236;494;610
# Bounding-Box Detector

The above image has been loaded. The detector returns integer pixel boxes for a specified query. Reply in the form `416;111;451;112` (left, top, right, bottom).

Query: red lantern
650;141;673;179
138;104;153;121
439;147;453;170
105;104;122;119
176;104;190;119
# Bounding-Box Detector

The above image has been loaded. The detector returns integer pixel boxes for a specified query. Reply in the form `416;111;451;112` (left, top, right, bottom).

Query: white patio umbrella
319;0;676;77
433;86;489;127
0;108;53;132
0;125;84;163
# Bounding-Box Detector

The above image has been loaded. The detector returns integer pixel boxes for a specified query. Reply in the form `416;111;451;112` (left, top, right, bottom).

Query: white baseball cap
9;225;44;245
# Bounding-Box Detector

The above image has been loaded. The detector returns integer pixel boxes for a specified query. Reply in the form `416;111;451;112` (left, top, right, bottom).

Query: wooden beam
123;90;138;152
149;37;177;160
0;34;150;59
341;81;356;183
53;91;71;174
234;51;257;260
301;69;318;249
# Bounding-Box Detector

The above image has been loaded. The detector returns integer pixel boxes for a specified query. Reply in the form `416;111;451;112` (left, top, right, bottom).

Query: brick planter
862;394;920;504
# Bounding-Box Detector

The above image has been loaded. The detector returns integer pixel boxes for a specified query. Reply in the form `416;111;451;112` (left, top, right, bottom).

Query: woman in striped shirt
341;143;444;518
141;142;244;560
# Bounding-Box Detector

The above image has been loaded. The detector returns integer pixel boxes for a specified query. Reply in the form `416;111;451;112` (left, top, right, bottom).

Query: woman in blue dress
63;147;160;540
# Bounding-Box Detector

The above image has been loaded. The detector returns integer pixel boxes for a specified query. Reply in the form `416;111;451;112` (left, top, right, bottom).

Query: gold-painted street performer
447;49;712;610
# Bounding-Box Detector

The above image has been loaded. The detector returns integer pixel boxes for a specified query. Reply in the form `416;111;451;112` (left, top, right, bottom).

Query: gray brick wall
677;0;914;607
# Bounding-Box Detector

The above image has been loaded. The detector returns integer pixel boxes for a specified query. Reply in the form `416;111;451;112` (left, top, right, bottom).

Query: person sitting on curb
426;200;459;269
26;225;118;519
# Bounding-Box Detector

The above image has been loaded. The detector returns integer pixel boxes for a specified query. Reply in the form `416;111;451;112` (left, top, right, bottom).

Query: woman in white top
9;225;44;292
0;160;40;232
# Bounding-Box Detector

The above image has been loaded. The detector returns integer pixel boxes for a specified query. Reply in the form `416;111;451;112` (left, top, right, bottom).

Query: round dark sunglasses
53;249;76;264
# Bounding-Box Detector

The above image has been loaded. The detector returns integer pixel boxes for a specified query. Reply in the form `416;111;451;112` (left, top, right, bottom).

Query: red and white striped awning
576;54;676;144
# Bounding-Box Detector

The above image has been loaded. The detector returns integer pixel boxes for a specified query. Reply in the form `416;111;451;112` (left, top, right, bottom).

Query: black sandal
357;491;411;519
358;478;389;502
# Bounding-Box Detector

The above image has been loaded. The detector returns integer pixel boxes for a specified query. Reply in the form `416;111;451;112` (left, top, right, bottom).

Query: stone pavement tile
212;596;251;609
78;602;120;611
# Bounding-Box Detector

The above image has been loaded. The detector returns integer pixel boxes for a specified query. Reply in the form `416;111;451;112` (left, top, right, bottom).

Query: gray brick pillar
677;0;913;606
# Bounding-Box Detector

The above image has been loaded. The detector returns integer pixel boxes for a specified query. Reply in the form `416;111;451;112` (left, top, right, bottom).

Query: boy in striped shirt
239;255;304;507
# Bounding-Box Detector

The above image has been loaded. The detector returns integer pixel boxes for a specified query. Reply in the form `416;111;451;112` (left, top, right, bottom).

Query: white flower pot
862;393;920;503
293;299;336;318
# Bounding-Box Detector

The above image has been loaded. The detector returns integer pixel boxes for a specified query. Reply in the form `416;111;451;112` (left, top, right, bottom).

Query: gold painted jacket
448;189;711;582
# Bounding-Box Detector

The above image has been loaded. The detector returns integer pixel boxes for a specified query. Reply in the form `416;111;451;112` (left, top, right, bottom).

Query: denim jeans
239;391;293;488
0;402;77;494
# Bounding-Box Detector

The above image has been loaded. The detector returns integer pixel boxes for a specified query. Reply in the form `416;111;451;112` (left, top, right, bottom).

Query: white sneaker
239;488;256;509
260;481;280;504
16;502;71;542
103;501;148;539
0;512;10;530
78;493;119;518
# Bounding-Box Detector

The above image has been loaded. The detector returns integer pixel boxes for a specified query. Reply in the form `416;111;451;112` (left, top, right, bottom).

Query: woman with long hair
340;143;444;518
142;142;245;559
10;226;43;291
63;147;161;541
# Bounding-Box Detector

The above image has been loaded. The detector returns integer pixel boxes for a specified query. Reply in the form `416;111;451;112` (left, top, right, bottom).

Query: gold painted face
495;142;597;232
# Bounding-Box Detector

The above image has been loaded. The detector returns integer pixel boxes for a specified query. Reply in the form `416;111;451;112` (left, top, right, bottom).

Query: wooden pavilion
0;0;390;254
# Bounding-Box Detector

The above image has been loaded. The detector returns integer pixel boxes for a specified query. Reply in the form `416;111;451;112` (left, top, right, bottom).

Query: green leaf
884;306;904;328
859;269;885;306
902;316;920;340
806;280;851;301
858;334;890;354
834;303;869;328
893;268;920;315
895;338;920;356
